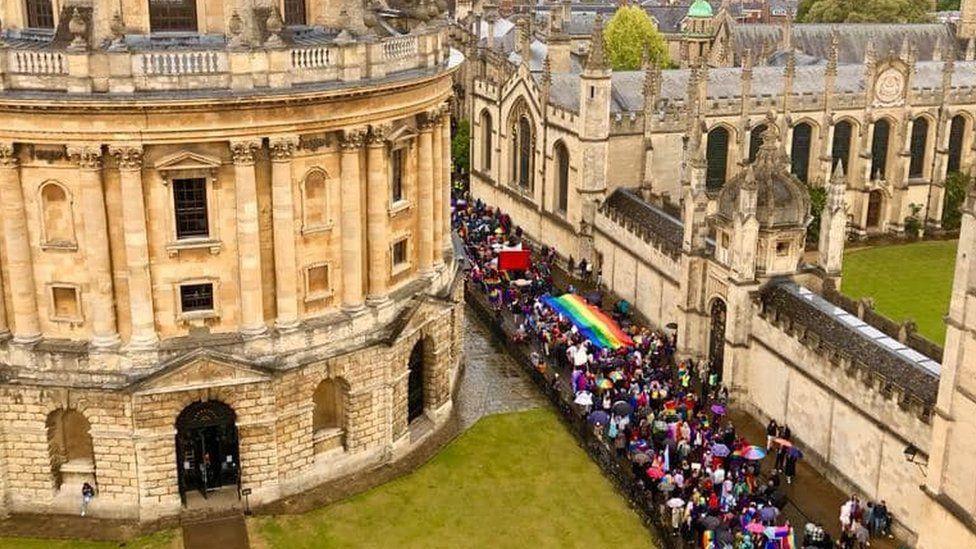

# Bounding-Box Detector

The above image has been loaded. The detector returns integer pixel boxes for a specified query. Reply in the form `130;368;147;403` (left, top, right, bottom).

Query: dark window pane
556;143;569;214
391;149;404;203
871;120;890;180
180;283;214;312
518;118;532;190
481;112;492;171
393;240;408;265
283;0;307;25
149;0;198;32
706;127;729;191
831;121;853;172
749;124;767;163
173;178;209;239
26;0;55;29
791;123;812;183
948;116;966;174
908;118;928;179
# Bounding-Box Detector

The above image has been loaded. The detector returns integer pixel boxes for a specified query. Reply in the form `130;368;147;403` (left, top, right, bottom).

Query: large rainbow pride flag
541;294;634;350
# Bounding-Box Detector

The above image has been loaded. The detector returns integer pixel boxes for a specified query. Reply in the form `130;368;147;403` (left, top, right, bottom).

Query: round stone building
0;1;463;519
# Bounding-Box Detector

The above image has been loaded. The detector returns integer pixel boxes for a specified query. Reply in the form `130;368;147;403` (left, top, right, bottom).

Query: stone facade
0;0;464;521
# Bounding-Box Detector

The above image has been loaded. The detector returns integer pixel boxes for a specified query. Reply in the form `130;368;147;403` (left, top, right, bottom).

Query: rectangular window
776;241;790;256
283;0;307;26
51;286;80;321
173;178;209;239
26;0;55;29
149;0;198;33
391;148;405;203
179;283;214;313
306;264;330;298
392;239;408;266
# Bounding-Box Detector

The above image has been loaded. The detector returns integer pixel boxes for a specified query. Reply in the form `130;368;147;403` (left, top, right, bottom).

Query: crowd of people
454;196;894;549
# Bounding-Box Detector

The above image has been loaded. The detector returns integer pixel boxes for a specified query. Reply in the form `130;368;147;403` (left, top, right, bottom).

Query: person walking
766;419;779;450
80;482;95;517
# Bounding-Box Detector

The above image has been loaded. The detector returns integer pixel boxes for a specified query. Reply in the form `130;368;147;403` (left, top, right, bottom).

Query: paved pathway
182;514;249;549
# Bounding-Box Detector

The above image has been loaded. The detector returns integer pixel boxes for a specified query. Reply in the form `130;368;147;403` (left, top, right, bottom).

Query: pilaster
366;125;391;305
440;109;454;258
339;128;367;312
431;111;445;269
417;113;436;275
230;139;267;337
269;136;300;331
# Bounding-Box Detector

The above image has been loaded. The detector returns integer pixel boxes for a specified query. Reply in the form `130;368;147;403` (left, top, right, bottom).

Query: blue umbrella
587;411;610;425
711;443;730;457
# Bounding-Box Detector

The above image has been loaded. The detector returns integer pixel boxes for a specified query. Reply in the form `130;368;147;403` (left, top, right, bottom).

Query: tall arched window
706;126;730;191
908;117;929;179
39;182;75;247
302;169;329;231
46;409;95;490
480;110;493;172
407;340;426;422
948;115;967;174
749;124;767;163
312;379;344;432
517;117;533;190
831;120;853;172
554;141;570;215
871;119;891;180
149;0;198;32
25;0;55;29
790;122;813;183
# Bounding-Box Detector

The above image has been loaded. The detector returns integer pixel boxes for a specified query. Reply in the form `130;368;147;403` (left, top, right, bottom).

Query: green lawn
842;240;958;344
0;529;178;549
250;408;653;549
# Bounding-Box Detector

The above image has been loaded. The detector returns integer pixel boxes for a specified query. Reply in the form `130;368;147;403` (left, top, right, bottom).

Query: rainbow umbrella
608;371;624;382
597;378;614;390
734;445;767;461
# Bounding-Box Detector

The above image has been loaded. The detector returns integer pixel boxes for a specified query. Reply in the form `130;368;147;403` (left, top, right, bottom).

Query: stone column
340;129;367;312
69;144;120;349
366;125;391;304
432;114;445;269
269;136;300;330
417;113;436;275
440;110;453;258
230;139;267;337
0;143;38;342
110;145;157;350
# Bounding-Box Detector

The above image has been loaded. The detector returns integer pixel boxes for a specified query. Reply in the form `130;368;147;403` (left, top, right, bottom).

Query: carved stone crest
874;67;905;107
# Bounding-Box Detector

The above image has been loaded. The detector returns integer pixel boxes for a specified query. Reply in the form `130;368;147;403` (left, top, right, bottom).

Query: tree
603;6;669;71
451;119;471;175
799;0;932;23
942;172;971;232
937;0;960;10
806;186;828;247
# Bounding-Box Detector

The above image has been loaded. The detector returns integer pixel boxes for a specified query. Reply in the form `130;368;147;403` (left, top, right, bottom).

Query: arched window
706;126;730;191
301;169;329;231
790;122;813;183
909;117;929;179
25;0;55;29
554;141;570;215
948;115;967;174
39;182;75;247
871;119;891;180
866;190;884;228
480;110;493;172
46;409;95;490
283;0;307;26
749;124;767;163
831;120;853;172
149;0;198;33
407;340;426;422
312;379;344;432
517;117;533;190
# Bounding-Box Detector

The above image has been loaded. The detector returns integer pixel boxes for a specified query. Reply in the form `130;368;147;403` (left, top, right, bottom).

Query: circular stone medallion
875;68;905;106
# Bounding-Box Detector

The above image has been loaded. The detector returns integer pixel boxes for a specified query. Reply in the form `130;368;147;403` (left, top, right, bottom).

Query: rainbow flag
542;294;634;350
702;530;715;548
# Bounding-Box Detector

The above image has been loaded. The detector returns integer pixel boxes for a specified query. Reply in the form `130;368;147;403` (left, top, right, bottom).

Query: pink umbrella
746;521;766;534
646;466;666;479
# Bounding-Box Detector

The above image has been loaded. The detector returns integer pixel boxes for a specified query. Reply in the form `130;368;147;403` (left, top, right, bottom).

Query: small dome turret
687;0;714;18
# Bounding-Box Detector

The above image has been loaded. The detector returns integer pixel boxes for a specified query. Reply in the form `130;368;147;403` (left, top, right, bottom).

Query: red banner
497;250;531;271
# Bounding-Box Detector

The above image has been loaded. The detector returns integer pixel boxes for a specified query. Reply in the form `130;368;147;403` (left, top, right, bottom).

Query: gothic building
455;2;976;546
0;0;463;520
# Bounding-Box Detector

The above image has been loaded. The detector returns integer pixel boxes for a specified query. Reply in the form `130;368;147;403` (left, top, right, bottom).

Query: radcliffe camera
0;1;971;548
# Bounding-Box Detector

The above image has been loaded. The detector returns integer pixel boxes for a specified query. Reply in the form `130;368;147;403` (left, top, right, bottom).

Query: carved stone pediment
132;351;271;395
153;150;223;172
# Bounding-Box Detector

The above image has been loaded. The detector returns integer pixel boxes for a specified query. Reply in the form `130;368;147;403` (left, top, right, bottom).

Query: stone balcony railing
0;26;449;96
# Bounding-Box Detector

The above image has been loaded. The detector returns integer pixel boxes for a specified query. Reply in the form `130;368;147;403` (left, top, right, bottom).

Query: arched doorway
708;299;727;382
175;400;240;503
407;340;426;423
866;190;883;229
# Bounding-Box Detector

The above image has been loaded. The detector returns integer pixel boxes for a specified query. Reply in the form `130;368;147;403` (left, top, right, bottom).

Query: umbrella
587;411;610;425
632;452;652;465
710;404;727;415
584;291;603;306
666;497;685;508
612;401;633;416
711;443;731;457
663;400;678;410
597;378;614;390
574;391;594;406
746;521;766;534
608;371;624;382
773;437;792;448
646;466;666;479
759;506;779;522
788;447;804;459
735;445;767;461
666;322;678;329
701;515;721;530
513;278;531;287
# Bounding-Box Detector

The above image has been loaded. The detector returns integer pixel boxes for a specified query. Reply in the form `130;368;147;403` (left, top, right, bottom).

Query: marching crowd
455;196;895;549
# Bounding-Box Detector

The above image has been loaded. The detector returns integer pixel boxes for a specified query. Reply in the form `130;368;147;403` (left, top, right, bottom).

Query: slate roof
757;282;939;407
599;188;684;255
731;23;955;64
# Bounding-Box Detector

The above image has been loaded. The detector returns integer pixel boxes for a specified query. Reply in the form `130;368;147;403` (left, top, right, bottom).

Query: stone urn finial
265;7;285;48
68;8;88;51
109;11;125;49
228;10;246;48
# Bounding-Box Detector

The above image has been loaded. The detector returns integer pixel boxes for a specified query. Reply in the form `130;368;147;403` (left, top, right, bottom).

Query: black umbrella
612;400;633;416
587;411;610;425
701;515;721;530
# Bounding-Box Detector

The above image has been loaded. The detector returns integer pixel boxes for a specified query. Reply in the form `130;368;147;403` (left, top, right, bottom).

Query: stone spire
585;13;609;73
818;161;848;282
942;51;956;98
826;31;839;77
